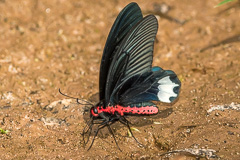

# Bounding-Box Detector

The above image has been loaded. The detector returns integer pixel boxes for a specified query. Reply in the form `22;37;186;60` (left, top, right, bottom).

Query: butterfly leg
86;119;109;145
106;123;122;151
87;120;109;151
84;122;95;145
82;117;93;145
82;117;94;135
119;116;144;147
82;117;105;145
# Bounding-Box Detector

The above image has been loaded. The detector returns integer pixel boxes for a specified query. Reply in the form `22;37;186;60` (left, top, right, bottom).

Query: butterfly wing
118;67;181;105
104;15;158;105
99;2;143;101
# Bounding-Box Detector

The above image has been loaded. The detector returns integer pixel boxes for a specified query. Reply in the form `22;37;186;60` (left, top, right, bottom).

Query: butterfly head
90;101;106;119
90;102;110;121
90;106;102;117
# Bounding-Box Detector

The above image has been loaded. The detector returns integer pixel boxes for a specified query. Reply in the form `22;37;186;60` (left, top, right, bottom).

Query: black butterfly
60;2;181;151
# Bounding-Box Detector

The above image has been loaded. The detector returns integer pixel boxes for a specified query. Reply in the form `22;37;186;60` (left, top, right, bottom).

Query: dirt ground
0;0;240;159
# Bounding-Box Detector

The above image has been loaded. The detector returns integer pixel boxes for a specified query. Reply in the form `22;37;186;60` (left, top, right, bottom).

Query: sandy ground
0;0;240;159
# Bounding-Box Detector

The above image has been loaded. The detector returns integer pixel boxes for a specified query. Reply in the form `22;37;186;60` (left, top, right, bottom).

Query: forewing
119;68;181;105
99;2;143;101
105;15;158;105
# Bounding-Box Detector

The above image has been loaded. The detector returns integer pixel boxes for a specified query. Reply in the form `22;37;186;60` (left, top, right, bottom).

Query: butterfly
60;2;181;151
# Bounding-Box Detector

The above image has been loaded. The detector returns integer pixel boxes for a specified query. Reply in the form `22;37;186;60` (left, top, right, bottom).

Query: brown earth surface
0;0;240;159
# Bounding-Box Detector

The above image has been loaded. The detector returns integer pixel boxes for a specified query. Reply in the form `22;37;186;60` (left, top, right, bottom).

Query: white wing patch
157;76;179;103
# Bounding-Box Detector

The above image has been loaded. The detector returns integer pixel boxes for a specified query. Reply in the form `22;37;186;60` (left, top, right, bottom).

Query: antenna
59;88;94;106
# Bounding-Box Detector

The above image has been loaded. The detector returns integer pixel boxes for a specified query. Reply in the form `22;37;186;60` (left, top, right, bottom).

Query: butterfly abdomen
99;104;158;116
